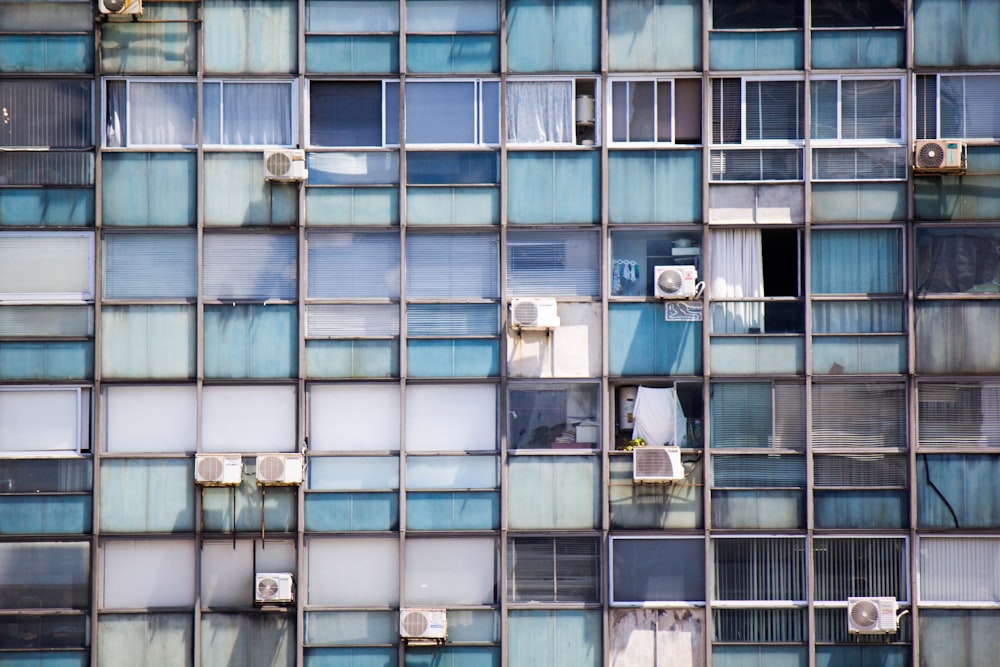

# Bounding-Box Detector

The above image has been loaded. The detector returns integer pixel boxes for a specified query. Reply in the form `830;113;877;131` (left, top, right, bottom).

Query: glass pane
405;384;497;451
201;385;297;453
404;538;495;605
508;383;599;450
101;540;195;609
0;80;92;148
0;541;90;609
611;538;704;603
307;537;399;605
99;459;195;533
98;614;193;667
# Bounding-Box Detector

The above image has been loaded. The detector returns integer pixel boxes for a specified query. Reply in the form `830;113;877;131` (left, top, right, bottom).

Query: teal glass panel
305;610;398;645
0;652;88;666
713;646;807;667
0;305;93;338
305;648;398;667
507;456;599;529
0;189;94;227
204;305;298;379
918;455;1000;529
203;0;296;73
203;484;296;533
709;31;804;70
306;188;399;226
405;647;499;667
607;0;700;71
305;340;399;378
200;613;294;667
406;36;499;74
204;153;298;226
811;182;906;222
815;490;907;529
306;35;399;74
101;3;197;74
508;610;601;667
815;645;909;667
608;150;701;224
811;30;903;69
0;35;92;73
97;613;193;667
812;336;906;375
608;303;702;376
101;305;196;379
507;152;599;224
914;0;1000;67
710;336;804;375
916;302;1000;374
712;490;805;529
919;610;1000;667
609;455;703;529
304;492;399;531
506;0;599;72
915;146;1000;220
406;492;499;530
406;187;499;225
0;341;93;381
406;339;498;378
99;458;195;533
0;496;91;534
102;153;195;227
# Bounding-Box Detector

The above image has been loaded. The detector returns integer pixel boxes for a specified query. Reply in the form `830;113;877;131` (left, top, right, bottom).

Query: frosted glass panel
203;0;296;73
404;538;495;605
308;538;400;605
405;384;497;451
309;384;400;451
507;456;599;529
0;388;80;453
200;614;294;667
204;152;298;225
101;306;196;379
308;457;399;490
406;456;498;489
202;540;296;608
102;540;195;609
508;610;601;667
920;537;1000;603
0;233;93;300
97;614;193;667
202;385;297;453
105;385;196;453
99;459;195;533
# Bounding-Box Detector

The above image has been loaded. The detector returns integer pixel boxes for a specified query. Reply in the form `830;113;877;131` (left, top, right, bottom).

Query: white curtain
129;82;197;145
223;83;292;145
632;386;677;447
711;228;764;333
506;81;574;144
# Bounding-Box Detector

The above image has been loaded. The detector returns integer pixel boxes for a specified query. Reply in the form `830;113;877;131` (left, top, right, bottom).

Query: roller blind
308;231;401;299
104;233;197;299
406;233;499;299
507;230;599;297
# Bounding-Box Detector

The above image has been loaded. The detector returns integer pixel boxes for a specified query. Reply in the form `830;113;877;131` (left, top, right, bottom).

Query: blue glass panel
406;36;499;74
204;305;297;379
915;146;1000;220
306;188;399;226
918;455;1000;529
0;341;93;380
815;645;909;667
407;304;499;337
406;187;499;225
0;189;94;227
608;150;701;223
506;0;599;72
607;0;701;71
709;31;804;70
406;492;499;530
508;610;601;667
608;304;701;376
507;152;599;224
815;491;907;529
102;153;196;227
712;490;805;529
306;35;399;74
406;339;499;378
305;492;399;531
406;152;498;185
811;30;903;69
0;496;91;534
306;647;398;667
812;336;906;375
308;153;399;185
204;153;298;226
101;305;196;380
0;652;89;667
914;0;1000;67
305;610;398;645
99;459;195;533
203;485;296;532
405;646;499;667
203;0;296;73
714;646;807;667
101;3;197;74
0;35;93;73
710;337;804;375
305;340;399;378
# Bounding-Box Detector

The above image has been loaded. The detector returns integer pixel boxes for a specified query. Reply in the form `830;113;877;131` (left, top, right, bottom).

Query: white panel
309;384;400;451
920;537;1000;603
309;457;399;490
308;538;399;606
404;538;495;605
202;385;296;453
406;0;497;31
105;385;196;453
0;388;79;453
256;540;296;574
405;384;496;451
201;541;252;608
0;233;93;300
102;540;195;609
406;456;497;489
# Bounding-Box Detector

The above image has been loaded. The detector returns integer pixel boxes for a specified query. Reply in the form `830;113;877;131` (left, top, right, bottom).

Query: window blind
203;233;296;301
407;303;498;336
104;233;197;299
713;608;807;643
714;538;806;602
0;233;93;300
940;75;1000;139
508;537;599;603
746;81;804;141
712;454;806;488
307;231;400;299
812;383;906;448
814;537;906;601
405;233;499;299
0;80;91;148
0;305;92;337
919;382;1000;448
306;304;399;338
507;230;599;297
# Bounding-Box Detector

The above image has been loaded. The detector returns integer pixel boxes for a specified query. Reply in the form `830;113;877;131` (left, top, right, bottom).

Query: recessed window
309;80;399;147
0;79;92;149
406;80;500;145
712;0;802;29
610;78;701;144
811;0;903;28
916;73;1000;141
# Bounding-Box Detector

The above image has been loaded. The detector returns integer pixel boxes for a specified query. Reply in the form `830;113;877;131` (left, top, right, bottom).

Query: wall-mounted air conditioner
632;446;684;482
913;140;966;174
654;265;699;299
99;0;143;16
255;572;294;604
847;597;899;634
510;297;560;330
264;149;308;182
194;454;243;486
255;453;304;486
400;608;447;643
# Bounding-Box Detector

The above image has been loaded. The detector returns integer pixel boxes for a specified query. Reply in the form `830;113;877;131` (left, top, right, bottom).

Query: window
918;454;1000;529
101;540;195;608
610;78;701;145
201;385;296;453
710;382;805;448
506;80;574;145
610;231;702;297
811;0;903;27
0;232;94;302
814;453;908;529
0;79;92;148
714;538;805;602
508;382;599;450
103;232;197;300
104;385;196;453
712;0;802;29
916;228;1000;295
405;384;497;451
507;230;600;297
916;74;1000;141
405;80;499;145
812;382;906;449
309;80;399;147
405;233;499;299
308;384;400;451
918;381;1000;449
405;538;496;605
0;387;89;454
508;537;599;603
814;537;907;602
919;537;1000;603
202;233;296;302
610;537;704;604
202;81;294;145
0;542;89;609
406;0;499;73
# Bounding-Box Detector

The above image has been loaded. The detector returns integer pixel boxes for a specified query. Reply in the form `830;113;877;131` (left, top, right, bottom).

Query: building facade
2;0;1000;665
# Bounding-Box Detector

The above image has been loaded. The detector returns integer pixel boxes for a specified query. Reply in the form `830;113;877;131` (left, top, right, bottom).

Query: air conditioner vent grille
197;456;223;481
633;446;684;482
266;152;292;176
402;611;429;636
512;300;539;326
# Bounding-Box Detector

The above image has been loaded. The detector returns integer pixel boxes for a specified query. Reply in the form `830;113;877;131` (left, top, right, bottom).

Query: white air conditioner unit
256;453;304;486
510;297;560;330
913;140;966;174
99;0;143;16
194;454;243;486
654;265;698;299
400;608;447;642
632;446;684;482
255;572;294;604
847;597;899;634
264;149;308;182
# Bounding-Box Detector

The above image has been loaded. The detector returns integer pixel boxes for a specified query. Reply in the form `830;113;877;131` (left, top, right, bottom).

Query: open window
310;80;399;147
405;80;500;146
610;230;702;298
615;383;703;450
916;73;1000;141
508;382;599;450
610;78;701;145
507;78;598;146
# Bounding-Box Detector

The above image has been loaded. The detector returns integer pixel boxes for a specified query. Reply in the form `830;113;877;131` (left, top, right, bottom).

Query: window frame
0;386;90;456
915;72;1000;142
404;78;500;147
608;77;702;147
0;231;95;303
810;75;906;145
506;76;598;147
307;78;400;149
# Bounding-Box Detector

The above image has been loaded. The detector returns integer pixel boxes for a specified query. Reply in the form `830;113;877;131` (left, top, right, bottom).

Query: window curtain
631;385;677;447
506;81;573;143
219;83;291;145
710;228;764;333
127;82;197;146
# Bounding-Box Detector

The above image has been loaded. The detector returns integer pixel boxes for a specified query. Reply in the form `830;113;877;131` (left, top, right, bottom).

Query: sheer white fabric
506;81;574;144
631;386;676;447
128;82;197;146
711;228;764;333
